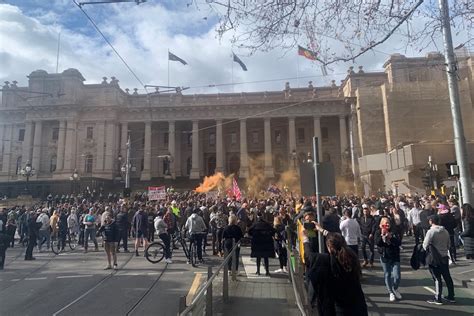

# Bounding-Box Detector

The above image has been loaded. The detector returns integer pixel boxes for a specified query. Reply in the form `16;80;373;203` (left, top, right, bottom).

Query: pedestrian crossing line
456;268;474;275
423;286;436;295
56;275;93;279
10;279;20;282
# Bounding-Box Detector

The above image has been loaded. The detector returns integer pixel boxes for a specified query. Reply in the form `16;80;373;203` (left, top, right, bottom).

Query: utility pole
125;135;130;190
438;0;473;204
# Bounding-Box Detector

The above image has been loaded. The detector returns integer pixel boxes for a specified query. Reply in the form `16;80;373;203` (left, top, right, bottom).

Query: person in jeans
222;215;243;272
154;210;172;264
185;208;207;263
358;205;376;268
340;208;361;257
115;206;129;252
408;201;423;244
132;205;149;256
423;214;455;305
83;209;99;253
438;204;457;265
375;216;402;302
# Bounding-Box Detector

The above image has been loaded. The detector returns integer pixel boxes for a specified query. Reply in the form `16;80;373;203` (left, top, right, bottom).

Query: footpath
213;246;301;316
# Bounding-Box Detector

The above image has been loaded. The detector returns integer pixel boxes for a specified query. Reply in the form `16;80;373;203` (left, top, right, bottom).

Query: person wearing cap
438;203;457;265
358;205;376;268
423;214;455;305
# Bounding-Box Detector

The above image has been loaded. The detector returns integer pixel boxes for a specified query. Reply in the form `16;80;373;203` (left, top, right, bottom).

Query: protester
461;203;474;260
273;215;288;273
248;212;275;276
358;205;376;268
83;208;99;253
116;206;130;252
184;208;207;264
222;215;243;272
340;208;361;257
36;208;50;252
423;214;455;305
132;205;149;256
438;203;457;265
154;210;172;264
375;216;402;302
97;214;119;270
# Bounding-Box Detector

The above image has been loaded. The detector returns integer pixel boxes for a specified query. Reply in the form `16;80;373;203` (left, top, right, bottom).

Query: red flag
232;177;242;201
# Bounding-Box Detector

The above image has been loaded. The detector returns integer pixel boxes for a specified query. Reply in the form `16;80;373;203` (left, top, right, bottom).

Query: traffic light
420;167;431;189
435;172;444;190
445;161;459;178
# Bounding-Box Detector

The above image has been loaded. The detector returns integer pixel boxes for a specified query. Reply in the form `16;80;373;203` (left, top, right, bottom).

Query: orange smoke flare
195;172;226;193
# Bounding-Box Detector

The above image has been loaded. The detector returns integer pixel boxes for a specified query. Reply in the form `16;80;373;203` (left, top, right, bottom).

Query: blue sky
0;1;471;94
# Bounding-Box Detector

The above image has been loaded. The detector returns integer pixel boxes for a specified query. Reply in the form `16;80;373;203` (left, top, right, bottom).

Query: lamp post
20;160;35;194
158;153;173;177
69;169;80;194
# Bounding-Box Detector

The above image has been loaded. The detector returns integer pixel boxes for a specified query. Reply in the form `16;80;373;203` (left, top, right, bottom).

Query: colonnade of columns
0;115;349;180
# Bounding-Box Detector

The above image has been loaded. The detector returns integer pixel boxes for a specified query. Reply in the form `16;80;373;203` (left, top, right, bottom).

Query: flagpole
296;54;300;88
231;52;234;93
56;32;61;73
167;48;170;87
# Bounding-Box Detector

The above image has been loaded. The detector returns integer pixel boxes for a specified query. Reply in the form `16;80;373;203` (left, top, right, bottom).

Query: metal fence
178;241;240;316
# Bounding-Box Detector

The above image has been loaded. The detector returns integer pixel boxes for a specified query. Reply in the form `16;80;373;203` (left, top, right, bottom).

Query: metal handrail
285;228;307;316
179;241;240;315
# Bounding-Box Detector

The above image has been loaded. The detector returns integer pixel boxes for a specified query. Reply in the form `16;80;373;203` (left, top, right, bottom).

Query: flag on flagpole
298;45;317;61
168;51;188;65
233;53;247;71
267;184;281;195
232;177;242;201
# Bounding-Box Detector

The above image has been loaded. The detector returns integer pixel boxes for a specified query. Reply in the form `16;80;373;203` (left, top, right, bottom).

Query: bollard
223;261;229;303
178;295;187;315
206;265;213;316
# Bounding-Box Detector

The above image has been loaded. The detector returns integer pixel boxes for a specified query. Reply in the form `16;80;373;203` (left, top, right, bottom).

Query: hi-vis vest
171;206;180;217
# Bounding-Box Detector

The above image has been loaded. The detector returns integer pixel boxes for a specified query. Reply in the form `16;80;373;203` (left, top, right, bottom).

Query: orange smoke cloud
195;172;226;193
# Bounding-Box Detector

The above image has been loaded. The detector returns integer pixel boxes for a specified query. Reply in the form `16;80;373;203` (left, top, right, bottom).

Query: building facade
0;70;352;197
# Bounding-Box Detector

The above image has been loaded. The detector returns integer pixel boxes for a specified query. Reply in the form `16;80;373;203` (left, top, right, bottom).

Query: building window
209;133;215;146
163;158;170;175
85;155;93;173
50;155;57;172
186;157;192;175
18;129;25;142
86;127;94;140
230;132;237;145
252;131;259;144
164;132;169;146
52;128;59;141
297;128;305;144
322;127;329;141
274;130;281;144
16;156;22;175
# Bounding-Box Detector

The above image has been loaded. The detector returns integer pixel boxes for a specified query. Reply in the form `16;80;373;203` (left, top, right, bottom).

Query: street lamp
306;152;313;163
20;160;35;194
69;169;80;194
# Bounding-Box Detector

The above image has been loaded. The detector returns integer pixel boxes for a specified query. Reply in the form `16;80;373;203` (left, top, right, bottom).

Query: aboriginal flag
298;45;317;61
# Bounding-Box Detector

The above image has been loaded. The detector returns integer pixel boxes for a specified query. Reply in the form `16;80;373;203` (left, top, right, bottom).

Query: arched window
85;154;93;174
50;155;57;172
16;156;22;175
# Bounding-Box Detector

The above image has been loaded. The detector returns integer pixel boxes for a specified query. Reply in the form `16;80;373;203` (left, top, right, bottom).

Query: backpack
410;243;426;270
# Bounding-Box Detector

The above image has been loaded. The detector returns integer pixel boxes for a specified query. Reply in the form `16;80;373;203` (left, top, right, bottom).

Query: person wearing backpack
423;214;455;305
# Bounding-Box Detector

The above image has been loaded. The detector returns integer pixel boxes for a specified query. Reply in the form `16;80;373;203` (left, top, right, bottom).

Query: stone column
174;124;181;177
121;122;128;159
56;120;66;172
239;119;249;178
0;124;4;169
215;120;224;173
313;116;322;161
104;122;116;174
190;120;200;179
64;120;77;171
1;124;12;174
168;121;176;178
22;121;34;164
94;121;105;172
31;121;42;172
339;115;348;171
264;118;274;178
288;117;296;153
141;121;152;181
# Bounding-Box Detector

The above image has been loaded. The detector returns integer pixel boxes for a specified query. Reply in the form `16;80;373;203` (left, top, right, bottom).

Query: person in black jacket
116;206;129;252
25;210;39;261
358;205;376;268
304;229;368;316
0;229;9;269
98;214;119;270
248;213;275;276
438;204;457;264
375;216;402;302
222;215;243;272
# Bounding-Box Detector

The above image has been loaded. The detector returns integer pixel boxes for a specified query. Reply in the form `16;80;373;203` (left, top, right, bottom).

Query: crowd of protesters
0;188;473;314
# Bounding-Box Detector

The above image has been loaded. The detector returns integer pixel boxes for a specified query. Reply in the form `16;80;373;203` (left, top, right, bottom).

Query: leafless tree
203;0;473;65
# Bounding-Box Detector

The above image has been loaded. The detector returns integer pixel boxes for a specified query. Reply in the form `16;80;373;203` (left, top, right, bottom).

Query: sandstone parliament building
1;51;473;197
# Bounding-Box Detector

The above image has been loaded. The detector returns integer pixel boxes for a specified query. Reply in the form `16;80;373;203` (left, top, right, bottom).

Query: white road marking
456;268;474;275
10;279;20;282
25;277;47;281
423;286;436;295
56;275;93;279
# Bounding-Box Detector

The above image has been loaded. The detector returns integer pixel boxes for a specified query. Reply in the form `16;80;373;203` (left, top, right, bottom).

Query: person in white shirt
36;209;50;252
340;208;362;256
408;201;423;244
